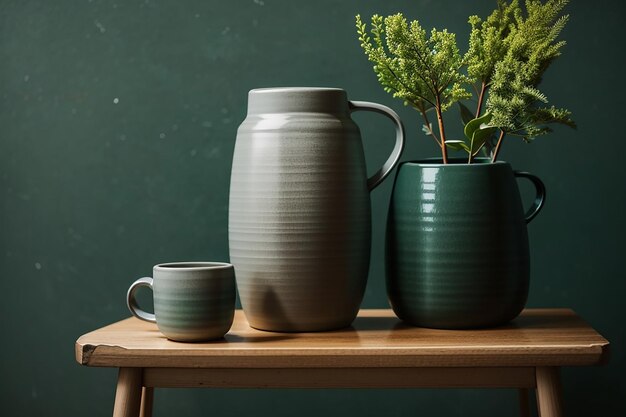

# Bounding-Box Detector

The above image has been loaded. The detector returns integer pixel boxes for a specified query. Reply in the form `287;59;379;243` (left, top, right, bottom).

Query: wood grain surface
76;309;608;368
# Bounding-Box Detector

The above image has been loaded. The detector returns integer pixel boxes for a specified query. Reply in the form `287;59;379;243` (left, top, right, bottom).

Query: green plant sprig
465;0;519;117
356;13;471;163
486;0;576;161
356;0;576;164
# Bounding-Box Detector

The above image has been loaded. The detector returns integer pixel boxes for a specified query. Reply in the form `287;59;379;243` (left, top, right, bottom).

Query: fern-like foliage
356;14;471;112
486;0;576;142
355;1;575;163
356;14;471;160
465;0;519;85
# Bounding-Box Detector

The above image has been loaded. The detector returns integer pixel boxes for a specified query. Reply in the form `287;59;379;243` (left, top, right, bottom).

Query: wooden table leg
113;368;143;417
518;388;530;417
536;367;564;417
139;387;154;417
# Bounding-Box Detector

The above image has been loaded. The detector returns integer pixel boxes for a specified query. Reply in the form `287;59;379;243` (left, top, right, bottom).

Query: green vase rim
400;157;509;168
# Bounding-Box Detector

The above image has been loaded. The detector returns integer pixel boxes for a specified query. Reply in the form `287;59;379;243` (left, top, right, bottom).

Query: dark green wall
1;0;624;415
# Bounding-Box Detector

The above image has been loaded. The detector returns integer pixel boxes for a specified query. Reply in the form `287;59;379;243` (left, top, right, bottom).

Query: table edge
75;308;611;368
75;340;610;368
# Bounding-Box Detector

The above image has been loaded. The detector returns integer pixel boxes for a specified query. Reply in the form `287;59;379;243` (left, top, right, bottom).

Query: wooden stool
76;309;609;417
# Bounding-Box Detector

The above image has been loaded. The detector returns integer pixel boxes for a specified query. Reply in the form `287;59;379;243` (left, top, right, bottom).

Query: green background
1;0;624;415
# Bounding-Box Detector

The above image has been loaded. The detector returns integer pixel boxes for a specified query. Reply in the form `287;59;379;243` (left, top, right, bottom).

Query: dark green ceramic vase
385;158;545;329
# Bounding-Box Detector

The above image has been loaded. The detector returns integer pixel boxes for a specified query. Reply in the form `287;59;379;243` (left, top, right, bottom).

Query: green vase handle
349;101;405;191
514;171;546;224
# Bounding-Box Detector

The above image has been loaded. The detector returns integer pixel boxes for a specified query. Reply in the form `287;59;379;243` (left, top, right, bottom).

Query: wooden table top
76;309;609;368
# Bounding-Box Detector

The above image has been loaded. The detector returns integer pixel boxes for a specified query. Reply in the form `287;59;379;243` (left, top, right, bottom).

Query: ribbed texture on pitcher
229;89;371;331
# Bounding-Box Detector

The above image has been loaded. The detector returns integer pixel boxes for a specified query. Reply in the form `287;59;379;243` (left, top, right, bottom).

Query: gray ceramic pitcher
229;87;405;332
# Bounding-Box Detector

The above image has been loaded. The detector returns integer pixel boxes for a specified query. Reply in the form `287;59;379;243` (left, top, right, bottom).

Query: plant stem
491;130;506;162
475;80;487;118
434;95;448;164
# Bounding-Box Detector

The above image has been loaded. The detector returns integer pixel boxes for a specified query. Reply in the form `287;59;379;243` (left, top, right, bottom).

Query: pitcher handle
349;101;405;191
514;171;546;224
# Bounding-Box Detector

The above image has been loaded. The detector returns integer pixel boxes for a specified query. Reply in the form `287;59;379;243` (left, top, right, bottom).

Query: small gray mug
127;262;236;342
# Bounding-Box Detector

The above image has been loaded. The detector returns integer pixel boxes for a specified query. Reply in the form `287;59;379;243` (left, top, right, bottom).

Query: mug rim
154;262;233;271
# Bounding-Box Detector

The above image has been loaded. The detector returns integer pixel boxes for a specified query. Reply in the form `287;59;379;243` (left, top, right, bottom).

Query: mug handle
514;171;546;224
126;277;157;323
349;101;405;191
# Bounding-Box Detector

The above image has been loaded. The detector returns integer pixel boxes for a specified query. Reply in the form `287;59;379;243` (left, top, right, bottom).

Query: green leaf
445;140;470;152
458;102;475;125
470;126;497;155
464;111;493;141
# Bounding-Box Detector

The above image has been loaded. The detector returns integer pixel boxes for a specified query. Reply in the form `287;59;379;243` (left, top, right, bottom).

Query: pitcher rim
249;87;345;94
